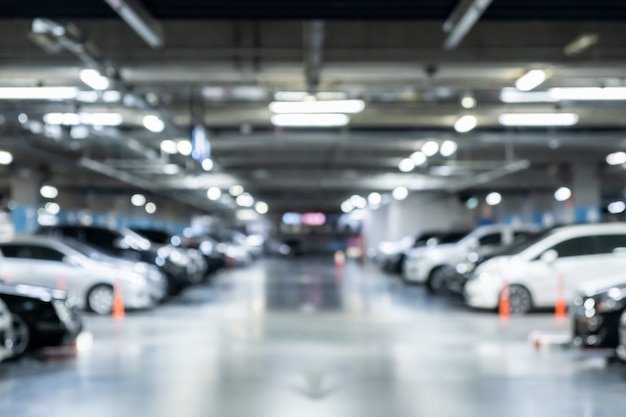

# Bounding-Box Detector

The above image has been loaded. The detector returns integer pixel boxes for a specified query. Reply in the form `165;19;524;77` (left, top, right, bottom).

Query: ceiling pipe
103;0;164;48
443;0;493;50
304;20;325;94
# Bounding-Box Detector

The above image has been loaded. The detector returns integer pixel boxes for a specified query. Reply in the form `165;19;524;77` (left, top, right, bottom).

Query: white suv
465;223;626;314
403;224;538;292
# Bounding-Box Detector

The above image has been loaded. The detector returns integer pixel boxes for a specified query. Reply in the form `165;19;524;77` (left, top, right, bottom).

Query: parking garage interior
2;1;626;416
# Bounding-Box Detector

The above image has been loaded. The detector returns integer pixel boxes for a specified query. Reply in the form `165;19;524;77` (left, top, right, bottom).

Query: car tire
426;267;447;294
507;284;533;315
87;284;115;315
9;313;31;359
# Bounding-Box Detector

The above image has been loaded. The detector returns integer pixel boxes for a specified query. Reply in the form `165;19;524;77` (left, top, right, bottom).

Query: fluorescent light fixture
421;141;439;157
79;69;110;90
145;202;157;214
236;209;258;221
549;87;626;101
606;152;626;166
271;113;350;127
40;185;58;199
76;90;99;103
499;87;556;103
230;185;244;196
0;150;14;165
102;90;122;103
410;151;427;166
608;201;626;214
45;202;60;215
131;194;146;206
44;112;123;126
162;164;180;175
461;95;476;109
255;201;269;214
160;140;177;154
0;87;78;100
440;140;458;157
201;159;214;171
498;113;579;127
368;192;382;206
392;186;408;201
177;140;192;156
236;193;254;207
316;92;348;100
282;212;302;225
454;115;477;133
274;91;309;101
69;125;90;139
398;158;415;172
143;114;165;132
485;192;501;206
269;100;365;114
207;187;221;201
564;33;599;56
341;200;354;213
103;0;164;48
554;187;571;202
516;69;547;91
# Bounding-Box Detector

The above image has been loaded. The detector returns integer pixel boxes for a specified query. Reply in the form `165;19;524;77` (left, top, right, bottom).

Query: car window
28;245;65;262
84;228;119;248
514;231;536;242
0;244;28;258
595;234;626;255
551;236;596;258
479;233;502;246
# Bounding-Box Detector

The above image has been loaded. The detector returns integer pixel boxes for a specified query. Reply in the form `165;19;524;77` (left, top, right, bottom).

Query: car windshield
440;231;472;244
61;238;114;260
488;229;556;257
131;229;171;244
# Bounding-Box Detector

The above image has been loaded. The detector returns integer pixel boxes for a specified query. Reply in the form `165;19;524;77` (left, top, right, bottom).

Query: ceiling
1;1;626;218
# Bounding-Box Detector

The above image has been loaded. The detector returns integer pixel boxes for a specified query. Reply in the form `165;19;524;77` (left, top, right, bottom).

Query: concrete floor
1;258;626;417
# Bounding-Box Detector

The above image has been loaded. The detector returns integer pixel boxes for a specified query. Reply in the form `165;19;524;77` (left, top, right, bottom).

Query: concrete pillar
570;162;601;223
10;170;41;232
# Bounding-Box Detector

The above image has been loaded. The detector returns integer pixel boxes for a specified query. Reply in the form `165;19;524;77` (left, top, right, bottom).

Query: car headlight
169;250;190;267
53;300;73;325
597;288;626;313
456;262;475;275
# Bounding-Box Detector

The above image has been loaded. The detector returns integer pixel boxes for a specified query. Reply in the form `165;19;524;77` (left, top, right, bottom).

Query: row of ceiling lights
398;140;458;172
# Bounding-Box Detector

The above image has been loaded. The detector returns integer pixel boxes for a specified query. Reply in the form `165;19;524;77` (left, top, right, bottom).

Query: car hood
578;275;626;298
0;283;67;302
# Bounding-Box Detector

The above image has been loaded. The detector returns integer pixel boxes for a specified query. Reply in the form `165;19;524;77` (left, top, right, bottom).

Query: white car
0;236;155;315
0;299;14;362
403;225;538;291
465;223;626;314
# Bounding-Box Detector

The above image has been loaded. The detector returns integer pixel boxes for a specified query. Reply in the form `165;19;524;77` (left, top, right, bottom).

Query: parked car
0;236;155;315
403;225;538;292
616;309;626;361
465;223;626;314
0;298;14;362
572;276;626;349
180;235;226;274
0;283;82;358
38;225;193;295
377;231;454;274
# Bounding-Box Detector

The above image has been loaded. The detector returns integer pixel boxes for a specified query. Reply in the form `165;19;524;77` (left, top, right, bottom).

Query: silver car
0;299;14;362
0;235;155;315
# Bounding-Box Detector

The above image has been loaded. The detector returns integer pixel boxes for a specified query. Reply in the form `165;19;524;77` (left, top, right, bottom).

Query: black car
38;225;192;295
0;283;83;358
572;283;626;349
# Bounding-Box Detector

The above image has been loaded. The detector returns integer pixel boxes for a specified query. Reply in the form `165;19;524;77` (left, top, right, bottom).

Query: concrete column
10;169;41;232
570;162;601;223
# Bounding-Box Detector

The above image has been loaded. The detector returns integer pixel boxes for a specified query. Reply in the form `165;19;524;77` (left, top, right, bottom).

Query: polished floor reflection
1;258;625;417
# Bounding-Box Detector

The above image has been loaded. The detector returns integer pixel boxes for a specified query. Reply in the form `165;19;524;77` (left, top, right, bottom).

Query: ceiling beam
443;0;494;50
103;0;164;48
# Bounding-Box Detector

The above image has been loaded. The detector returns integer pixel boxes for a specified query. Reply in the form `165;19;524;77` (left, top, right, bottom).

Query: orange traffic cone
499;283;510;320
112;279;125;320
555;272;567;320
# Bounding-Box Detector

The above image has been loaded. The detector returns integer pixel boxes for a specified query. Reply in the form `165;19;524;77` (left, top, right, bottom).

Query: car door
585;234;626;284
0;244;39;285
23;244;75;290
547;236;598;303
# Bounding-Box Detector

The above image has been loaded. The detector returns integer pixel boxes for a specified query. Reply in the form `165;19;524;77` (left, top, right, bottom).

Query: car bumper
124;288;155;310
572;308;621;349
464;280;500;309
403;260;429;283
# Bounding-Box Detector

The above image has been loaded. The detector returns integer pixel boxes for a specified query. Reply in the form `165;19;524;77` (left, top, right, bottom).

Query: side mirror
540;249;558;265
63;255;81;267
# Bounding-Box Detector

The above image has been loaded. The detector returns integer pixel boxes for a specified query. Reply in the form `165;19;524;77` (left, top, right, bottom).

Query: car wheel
426;267;447;294
87;284;115;315
10;313;31;359
508;285;533;315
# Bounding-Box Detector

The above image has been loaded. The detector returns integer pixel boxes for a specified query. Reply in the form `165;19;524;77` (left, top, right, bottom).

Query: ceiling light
69;125;90;139
43;113;80;125
44;112;123;126
207;187;222;201
274;91;309;101
40;185;58;199
145;202;157;214
45;202;60;215
202;159;214;171
102;90;122;103
466;197;479;209
0;150;13;165
271;113;350;127
554;187;572;202
162;164;180;175
143;114;165;132
422;141;439;157
549;87;626;101
607;152;626;166
440;140;458;157
230;185;244;196
0;87;78;100
236;193;254;207
350;195;367;209
499;88;556;103
160;140;177;154
398;158;415;172
79;69;110;90
341;200;354;213
177;140;192;156
454;115;477;133
131;194;146;207
498;113;579;127
255;201;269;214
392;186;408;201
410;151;427;166
269;100;365;114
316;92;348;100
608;201;626;214
368;192;382;206
516;69;547;91
485;192;502;206
76;91;99;103
461;95;476;109
564;33;599;56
